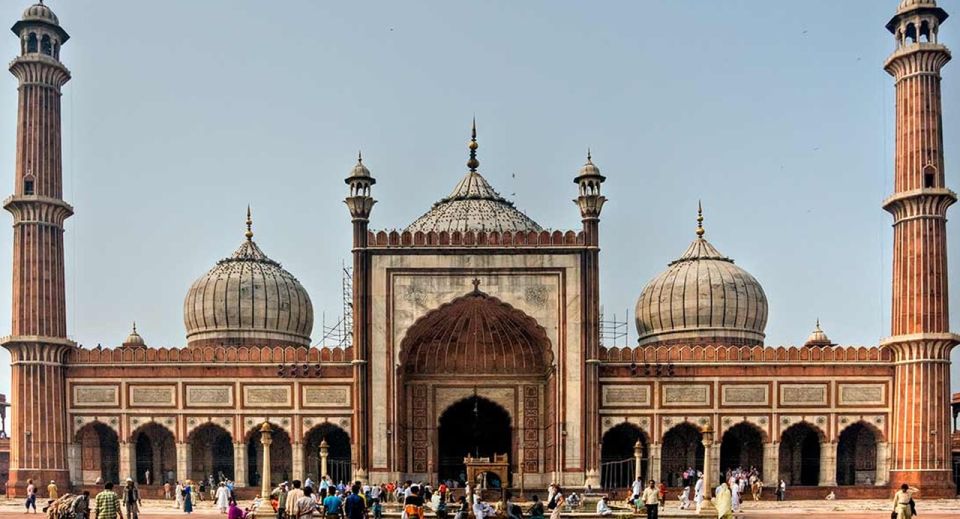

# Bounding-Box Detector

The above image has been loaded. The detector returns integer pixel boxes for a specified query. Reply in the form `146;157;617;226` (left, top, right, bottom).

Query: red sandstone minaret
1;2;74;495
344;151;375;482
882;0;958;496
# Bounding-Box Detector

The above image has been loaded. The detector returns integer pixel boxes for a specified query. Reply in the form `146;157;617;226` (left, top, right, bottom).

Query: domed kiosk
635;205;768;346
183;209;314;347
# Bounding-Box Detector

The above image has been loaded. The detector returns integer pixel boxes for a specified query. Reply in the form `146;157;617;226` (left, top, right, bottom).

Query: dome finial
132;321;137;333
467;118;479;172
587;148;592;162
357;149;363;163
245;205;254;241
695;200;705;238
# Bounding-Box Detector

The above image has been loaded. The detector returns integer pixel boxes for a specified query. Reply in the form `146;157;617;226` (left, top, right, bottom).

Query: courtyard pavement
1;497;959;518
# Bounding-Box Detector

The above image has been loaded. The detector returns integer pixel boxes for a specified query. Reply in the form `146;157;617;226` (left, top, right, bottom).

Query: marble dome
183;213;313;347
634;212;768;346
22;2;59;25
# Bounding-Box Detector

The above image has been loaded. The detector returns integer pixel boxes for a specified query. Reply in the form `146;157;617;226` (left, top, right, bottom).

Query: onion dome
898;0;938;12
346;151;374;182
183;208;314;347
122;322;146;348
804;319;832;347
22;2;59;25
634;204;768;346
405;121;543;234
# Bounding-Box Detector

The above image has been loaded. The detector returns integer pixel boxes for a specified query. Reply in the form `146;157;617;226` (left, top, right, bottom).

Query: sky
0;0;958;397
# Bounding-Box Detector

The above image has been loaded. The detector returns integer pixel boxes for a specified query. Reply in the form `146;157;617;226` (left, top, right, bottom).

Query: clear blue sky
0;0;958;397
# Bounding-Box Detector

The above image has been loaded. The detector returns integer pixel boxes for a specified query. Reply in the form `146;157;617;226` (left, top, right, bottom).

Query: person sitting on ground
596;496;612;517
825;491;836;501
527;496;544;519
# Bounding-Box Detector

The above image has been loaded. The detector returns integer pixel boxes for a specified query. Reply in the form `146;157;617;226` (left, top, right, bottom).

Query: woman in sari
714;482;732;519
183;482;194;514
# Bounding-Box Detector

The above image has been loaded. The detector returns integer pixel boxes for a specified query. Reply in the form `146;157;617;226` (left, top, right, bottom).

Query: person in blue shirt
344;485;367;519
322;491;343;519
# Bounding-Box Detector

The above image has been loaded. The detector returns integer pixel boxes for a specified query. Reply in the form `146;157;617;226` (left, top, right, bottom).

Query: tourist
285;480;305;519
566;492;580;510
453;496;469;519
750;478;762;501
323;487;344;519
299;487;319;519
271;482;289;519
217;482;231;513
640;481;659;519
95;482;122;519
164;481;173;500
371;498;382;519
48;480;59;500
145;470;151;486
305;476;314;491
596;496;612;517
545;484;557;511
678;485;690;510
527;495;544;519
124;478;142;519
630;476;642;508
892;483;914;519
694;474;705;514
472;498;494;519
25;479;37;513
183;481;194;514
227;499;244;519
825;491;836;501
435;494;449;519
714;482;732;519
548;487;565;519
730;478;741;513
657;481;666;510
175;482;184;509
73;490;91;519
776;480;786;501
345;484;367;519
403;485;425;519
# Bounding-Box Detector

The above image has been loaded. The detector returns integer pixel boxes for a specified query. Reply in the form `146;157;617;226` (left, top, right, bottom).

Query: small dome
123;323;146;347
634;211;768;346
899;0;937;12
183;214;313;347
346;152;374;183
804;320;832;347
575;151;604;181
22;2;59;25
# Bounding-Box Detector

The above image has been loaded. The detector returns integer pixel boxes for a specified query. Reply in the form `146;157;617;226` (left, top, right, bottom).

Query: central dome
405;122;542;234
634;209;768;346
183;211;313;347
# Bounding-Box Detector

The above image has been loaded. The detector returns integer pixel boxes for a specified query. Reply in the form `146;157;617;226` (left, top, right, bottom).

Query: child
372;498;383;519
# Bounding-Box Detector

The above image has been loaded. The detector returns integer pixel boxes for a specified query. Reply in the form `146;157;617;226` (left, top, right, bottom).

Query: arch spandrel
128;416;178;442
185;416;234;440
719;415;770;442
836;415;887;442
399;288;554;376
73;416;121;440
434;388;516;426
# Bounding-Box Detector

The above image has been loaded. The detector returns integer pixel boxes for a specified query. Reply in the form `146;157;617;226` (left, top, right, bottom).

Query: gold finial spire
467;118;479;172
245;205;254;241
695;200;705;238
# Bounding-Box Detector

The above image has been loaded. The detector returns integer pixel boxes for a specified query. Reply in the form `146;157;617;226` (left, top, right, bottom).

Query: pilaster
119;442;135;482
818;441;837;487
67;443;81;486
176;443;191;484
649;443;661;484
234;444;247;488
291;442;304;482
762;442;779;484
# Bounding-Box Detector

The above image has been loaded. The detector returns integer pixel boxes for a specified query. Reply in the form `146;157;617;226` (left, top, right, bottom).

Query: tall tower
881;0;958;496
344;151;375;482
2;2;74;494
574;152;605;487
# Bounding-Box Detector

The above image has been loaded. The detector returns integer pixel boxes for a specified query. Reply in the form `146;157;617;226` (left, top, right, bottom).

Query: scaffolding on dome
318;262;353;349
600;306;629;348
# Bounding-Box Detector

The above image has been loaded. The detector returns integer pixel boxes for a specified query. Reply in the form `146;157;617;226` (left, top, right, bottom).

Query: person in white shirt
694;476;705;514
596;496;612;517
641;481;660;519
678;486;690;510
472;500;494;519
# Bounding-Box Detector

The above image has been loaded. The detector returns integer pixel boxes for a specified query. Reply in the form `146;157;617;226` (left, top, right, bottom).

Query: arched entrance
779;423;821;486
719;423;764;476
661;423;704;486
600;423;648;490
246;425;292;488
77;422;119;485
837;422;878;485
397;288;554;481
438;396;511;486
131;423;176;485
305;424;351;485
189;424;234;483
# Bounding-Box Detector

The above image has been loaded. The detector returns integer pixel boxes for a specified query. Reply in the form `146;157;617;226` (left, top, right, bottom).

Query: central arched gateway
397;288;555;485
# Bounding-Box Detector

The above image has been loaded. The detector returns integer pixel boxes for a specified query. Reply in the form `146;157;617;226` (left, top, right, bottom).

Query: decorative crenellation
600;344;891;363
366;229;584;248
69;344;354;364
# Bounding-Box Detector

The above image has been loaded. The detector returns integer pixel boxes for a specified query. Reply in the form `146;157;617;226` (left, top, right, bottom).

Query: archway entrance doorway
719;423;764;476
600;423;648;490
132;423;176;485
77;423;119;485
660;423;704;487
246;426;292;488
437;396;511;486
837;423;878;485
779;423;821;486
189;424;234;483
305;424;352;485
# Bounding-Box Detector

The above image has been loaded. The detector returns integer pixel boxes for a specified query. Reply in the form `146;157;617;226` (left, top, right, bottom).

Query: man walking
95;482;122;519
123;478;141;519
641;480;659;519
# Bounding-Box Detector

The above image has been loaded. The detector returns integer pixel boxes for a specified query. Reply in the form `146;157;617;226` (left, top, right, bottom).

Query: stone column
648;443;661;484
818;441;837;486
633;441;644;482
292;443;304;482
176;443;191;484
319;439;329;479
119;441;135;481
234;443;247;488
260;423;273;498
763;442;779;484
875;442;889;486
701;426;714;500
67;443;81;485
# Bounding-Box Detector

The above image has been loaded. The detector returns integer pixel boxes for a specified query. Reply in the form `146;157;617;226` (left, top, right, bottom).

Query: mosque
2;0;958;499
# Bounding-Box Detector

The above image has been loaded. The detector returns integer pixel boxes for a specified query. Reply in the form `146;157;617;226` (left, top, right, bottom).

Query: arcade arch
600;423;649;489
719;422;765;476
779;422;823;486
660;423;704;486
76;422;119;485
437;396;512;486
304;423;351;485
189;423;234;483
837;422;879;486
131;422;175;485
245;424;292;488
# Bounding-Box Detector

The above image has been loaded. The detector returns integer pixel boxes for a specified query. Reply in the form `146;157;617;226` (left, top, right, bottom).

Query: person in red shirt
657;482;666;510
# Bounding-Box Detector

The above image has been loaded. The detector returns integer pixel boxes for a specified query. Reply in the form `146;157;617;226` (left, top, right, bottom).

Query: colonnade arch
76;422;119;485
836;422;880;486
189;423;234;483
600;423;648;490
245;424;292;488
131;423;176;485
719;422;765;476
304;423;351;486
778;422;823;486
437;396;512;486
660;423;704;486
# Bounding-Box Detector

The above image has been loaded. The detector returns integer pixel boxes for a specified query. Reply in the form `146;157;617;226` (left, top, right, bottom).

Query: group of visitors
269;479;370;519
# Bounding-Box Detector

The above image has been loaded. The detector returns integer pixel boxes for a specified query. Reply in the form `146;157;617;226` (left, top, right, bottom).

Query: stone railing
366;229;585;248
68;344;354;364
600;344;891;363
